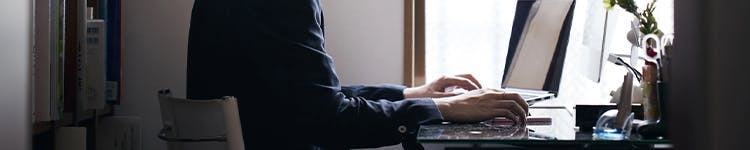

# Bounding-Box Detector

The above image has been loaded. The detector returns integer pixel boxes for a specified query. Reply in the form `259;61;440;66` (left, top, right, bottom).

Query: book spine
31;0;37;122
62;0;77;121
53;0;66;120
85;20;107;110
69;0;90;121
33;0;54;122
104;0;121;104
76;31;86;112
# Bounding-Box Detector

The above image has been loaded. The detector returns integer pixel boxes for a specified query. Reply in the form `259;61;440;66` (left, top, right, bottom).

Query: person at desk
186;0;528;149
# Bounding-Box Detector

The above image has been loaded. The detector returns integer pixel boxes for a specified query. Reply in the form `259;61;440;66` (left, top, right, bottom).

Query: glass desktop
417;108;671;149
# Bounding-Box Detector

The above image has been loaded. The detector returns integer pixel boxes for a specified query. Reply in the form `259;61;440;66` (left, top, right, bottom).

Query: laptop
501;0;575;105
446;0;574;106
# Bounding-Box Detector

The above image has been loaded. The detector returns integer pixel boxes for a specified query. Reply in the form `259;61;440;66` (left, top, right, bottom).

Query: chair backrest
157;89;244;150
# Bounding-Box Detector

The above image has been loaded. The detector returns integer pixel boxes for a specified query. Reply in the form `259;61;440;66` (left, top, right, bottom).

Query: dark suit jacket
186;0;443;149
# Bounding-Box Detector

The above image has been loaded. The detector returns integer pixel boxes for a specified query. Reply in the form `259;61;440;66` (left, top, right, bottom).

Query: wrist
432;97;452;120
403;87;419;98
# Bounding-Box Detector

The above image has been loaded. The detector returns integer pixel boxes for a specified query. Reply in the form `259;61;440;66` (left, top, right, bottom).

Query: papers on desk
504;0;574;90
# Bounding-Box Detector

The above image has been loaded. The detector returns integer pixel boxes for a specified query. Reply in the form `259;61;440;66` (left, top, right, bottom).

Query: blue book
103;0;121;104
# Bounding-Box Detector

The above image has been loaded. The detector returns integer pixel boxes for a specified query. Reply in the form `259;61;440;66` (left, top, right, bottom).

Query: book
52;0;65;120
32;0;77;122
84;19;106;110
64;0;96;121
103;0;122;104
33;0;53;122
63;0;81;121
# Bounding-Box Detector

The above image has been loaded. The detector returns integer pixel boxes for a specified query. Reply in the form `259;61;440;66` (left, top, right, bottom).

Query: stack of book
31;0;123;127
32;0;125;149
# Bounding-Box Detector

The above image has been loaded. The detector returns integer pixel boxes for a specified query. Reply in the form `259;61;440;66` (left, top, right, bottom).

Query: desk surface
417;108;670;147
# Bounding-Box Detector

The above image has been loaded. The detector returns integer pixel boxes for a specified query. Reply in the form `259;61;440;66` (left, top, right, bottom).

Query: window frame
403;0;426;86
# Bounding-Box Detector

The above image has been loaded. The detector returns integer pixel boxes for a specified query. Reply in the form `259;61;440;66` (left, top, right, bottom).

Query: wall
321;0;405;85
0;0;31;149
116;0;193;149
322;1;409;149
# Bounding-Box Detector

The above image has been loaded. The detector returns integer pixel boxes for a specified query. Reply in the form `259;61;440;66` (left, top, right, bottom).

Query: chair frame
157;89;237;143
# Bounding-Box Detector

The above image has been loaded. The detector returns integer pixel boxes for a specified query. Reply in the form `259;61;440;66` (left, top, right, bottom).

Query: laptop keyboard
520;94;537;100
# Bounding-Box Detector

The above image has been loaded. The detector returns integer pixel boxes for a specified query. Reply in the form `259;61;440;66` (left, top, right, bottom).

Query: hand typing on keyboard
448;87;537;101
403;74;482;98
403;74;529;125
433;88;529;125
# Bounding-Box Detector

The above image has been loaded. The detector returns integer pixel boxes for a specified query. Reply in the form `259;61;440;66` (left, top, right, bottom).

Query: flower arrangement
605;0;670;125
604;0;660;35
604;0;665;66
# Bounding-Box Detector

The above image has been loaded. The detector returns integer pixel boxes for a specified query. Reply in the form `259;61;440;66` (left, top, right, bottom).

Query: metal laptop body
500;0;576;105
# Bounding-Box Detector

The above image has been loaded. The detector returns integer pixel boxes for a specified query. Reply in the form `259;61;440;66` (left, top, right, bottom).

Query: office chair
157;89;244;150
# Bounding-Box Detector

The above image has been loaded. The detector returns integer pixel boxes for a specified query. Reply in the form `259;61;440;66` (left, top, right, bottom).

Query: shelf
32;105;114;135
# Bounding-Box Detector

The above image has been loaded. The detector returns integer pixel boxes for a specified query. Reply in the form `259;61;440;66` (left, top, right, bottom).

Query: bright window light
425;0;673;105
425;0;517;88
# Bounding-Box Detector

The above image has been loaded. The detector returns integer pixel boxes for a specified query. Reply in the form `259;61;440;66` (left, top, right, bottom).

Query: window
405;0;673;104
424;0;517;88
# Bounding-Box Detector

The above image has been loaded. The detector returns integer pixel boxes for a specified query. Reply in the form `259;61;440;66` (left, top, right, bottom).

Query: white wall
0;0;31;149
116;0;193;150
322;0;405;85
323;1;408;149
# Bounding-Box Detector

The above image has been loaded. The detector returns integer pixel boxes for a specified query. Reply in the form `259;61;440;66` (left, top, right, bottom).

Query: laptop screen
501;0;576;94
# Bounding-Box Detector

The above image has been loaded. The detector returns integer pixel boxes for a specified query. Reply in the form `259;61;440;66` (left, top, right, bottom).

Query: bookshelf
33;107;113;135
31;0;122;149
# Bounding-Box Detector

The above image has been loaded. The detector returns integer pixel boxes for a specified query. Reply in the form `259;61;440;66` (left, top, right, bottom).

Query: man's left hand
403;74;482;98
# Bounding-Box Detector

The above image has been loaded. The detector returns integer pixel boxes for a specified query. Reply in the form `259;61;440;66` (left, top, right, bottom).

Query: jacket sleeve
270;19;444;148
341;84;407;101
284;47;444;148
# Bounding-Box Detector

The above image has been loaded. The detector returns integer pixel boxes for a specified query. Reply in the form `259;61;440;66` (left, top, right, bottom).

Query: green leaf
603;0;616;10
648;15;655;23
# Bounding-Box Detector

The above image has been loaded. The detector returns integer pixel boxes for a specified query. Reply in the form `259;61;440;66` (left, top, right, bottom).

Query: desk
417;108;671;149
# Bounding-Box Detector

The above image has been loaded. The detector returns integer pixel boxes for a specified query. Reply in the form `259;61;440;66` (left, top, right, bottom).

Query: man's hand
403;74;482;98
433;89;529;124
